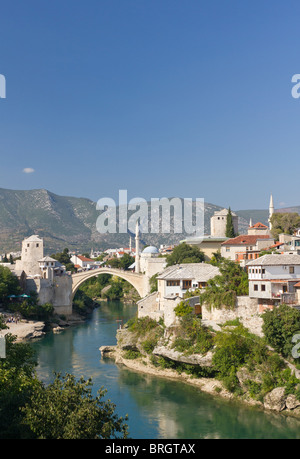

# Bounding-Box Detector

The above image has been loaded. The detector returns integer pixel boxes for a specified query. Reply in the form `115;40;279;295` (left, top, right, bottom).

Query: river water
31;300;300;439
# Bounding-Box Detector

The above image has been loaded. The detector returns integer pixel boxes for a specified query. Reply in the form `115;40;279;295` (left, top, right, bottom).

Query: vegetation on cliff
199;258;249;310
119;305;300;409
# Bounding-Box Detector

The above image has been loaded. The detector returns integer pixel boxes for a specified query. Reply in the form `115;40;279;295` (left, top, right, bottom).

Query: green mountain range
0;187;276;254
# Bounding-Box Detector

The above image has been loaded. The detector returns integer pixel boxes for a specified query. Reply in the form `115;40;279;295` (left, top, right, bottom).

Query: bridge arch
71;267;147;300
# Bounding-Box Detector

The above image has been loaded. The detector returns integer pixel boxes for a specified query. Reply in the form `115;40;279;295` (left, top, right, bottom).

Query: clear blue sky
0;0;299;211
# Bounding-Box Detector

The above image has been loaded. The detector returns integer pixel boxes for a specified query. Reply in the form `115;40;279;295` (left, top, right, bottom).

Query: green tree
225;207;236;238
22;373;129;439
0;313;129;439
107;258;121;269
270;212;300;240
0;332;39;438
262;304;300;358
103;281;124;300
166;243;205;267
199;258;248;310
51;248;75;273
119;253;135;270
0;265;20;303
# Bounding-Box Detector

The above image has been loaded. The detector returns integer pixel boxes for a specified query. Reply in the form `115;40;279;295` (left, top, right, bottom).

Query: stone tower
16;235;44;276
210;208;238;237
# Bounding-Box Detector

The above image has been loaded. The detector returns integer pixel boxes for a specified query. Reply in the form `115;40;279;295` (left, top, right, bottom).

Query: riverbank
100;344;300;418
0;312;86;342
99;316;300;419
1;319;46;342
100;344;238;401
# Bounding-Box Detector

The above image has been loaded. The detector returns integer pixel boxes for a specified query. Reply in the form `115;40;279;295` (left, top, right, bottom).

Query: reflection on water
31;301;300;439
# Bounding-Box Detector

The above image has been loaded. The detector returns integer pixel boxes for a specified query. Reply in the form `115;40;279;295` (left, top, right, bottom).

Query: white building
157;263;220;299
71;254;102;271
247;253;300;309
138;262;220;327
38;256;65;281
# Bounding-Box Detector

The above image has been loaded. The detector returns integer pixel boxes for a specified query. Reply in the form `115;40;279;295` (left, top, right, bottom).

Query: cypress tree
225;207;235;238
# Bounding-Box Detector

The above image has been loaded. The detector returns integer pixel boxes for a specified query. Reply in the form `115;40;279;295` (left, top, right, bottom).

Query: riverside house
246;253;300;311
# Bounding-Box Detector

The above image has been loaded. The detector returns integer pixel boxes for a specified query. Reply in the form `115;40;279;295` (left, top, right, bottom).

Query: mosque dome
142;246;159;254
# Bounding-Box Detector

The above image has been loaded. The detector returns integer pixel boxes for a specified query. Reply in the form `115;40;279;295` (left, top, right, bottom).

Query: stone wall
202;295;263;336
25;275;73;316
137;292;162;322
138;293;201;327
137;292;181;327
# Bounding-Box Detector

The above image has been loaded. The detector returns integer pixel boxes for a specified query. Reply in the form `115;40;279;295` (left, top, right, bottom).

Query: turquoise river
31;300;300;439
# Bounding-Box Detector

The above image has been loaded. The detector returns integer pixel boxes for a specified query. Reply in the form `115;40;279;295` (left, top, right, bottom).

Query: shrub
262;304;300;358
174;301;193;317
9;301;54;321
173;314;213;355
123;350;142;360
141;338;157;354
127;317;160;336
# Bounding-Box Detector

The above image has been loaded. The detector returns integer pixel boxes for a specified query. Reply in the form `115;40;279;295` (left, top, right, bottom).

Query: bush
172;314;213;355
9;301;54;321
174;301;193;317
123;350;142;360
262;304;300;358
127;316;160;337
199;258;248;310
0;265;20;303
141;338;157;354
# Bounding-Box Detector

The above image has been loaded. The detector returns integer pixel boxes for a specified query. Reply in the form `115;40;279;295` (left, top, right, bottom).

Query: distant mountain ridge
0;187;287;254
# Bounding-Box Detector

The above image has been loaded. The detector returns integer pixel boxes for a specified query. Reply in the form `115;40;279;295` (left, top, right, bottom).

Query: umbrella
18;294;30;298
7;294;16;298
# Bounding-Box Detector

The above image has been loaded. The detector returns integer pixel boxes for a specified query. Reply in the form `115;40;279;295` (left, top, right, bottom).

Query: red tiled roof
77;255;94;262
269;242;284;248
249;222;268;229
222;235;271;246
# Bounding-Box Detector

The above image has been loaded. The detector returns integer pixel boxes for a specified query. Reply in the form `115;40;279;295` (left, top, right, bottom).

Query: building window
289;266;295;274
254;284;258;291
183;280;192;289
262;269;265;274
226;247;230;252
261;285;266;291
36;244;39;247
166;280;180;287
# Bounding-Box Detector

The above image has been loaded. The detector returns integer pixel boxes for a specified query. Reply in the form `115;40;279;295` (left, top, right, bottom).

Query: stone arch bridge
71;267;149;300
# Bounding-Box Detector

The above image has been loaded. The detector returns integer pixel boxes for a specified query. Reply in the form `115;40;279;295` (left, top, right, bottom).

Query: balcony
280;293;297;305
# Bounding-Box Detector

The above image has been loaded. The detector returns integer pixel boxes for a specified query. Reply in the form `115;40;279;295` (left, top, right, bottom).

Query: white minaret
135;221;140;273
268;194;274;230
249;218;253;228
